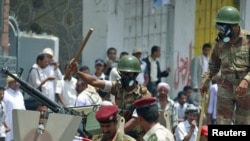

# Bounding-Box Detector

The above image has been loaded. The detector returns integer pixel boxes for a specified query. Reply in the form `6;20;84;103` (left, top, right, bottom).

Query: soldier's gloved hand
236;79;249;97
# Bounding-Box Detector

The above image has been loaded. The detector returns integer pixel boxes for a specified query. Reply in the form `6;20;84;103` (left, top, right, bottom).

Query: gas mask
216;23;232;42
120;73;136;87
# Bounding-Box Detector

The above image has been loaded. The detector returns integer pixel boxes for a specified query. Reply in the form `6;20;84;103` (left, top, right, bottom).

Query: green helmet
216;6;241;24
117;55;141;73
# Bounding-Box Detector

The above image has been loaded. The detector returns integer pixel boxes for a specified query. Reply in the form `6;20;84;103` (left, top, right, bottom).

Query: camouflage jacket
110;81;151;113
209;28;250;83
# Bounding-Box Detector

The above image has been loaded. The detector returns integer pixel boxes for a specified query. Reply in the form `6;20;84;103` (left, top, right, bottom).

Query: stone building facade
10;0;84;66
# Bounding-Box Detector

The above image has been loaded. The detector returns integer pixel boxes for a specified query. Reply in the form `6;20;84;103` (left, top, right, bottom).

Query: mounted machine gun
1;67;100;141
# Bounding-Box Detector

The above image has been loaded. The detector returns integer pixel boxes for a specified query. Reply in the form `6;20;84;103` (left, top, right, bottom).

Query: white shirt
75;88;94;107
202;55;209;73
27;64;51;100
143;123;175;141
43;65;62;102
55;76;77;107
136;61;147;85
4;88;26;141
175;120;198;141
208;83;218;119
149;57;158;82
174;102;188;120
0;102;6;137
109;67;120;81
93;73;106;80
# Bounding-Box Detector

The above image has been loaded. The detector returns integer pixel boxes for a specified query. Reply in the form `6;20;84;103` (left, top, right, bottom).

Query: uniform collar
127;83;141;95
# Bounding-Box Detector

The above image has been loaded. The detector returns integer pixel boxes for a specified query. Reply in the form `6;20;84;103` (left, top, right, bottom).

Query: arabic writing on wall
174;42;192;90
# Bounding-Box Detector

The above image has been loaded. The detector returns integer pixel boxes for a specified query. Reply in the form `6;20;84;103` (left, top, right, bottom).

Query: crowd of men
0;5;249;141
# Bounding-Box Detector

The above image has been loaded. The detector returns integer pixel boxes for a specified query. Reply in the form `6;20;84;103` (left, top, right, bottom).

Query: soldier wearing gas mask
69;55;151;140
201;6;250;125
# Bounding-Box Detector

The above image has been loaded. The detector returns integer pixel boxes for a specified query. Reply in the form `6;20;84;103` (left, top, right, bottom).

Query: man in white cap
132;47;148;86
4;74;26;141
42;47;62;102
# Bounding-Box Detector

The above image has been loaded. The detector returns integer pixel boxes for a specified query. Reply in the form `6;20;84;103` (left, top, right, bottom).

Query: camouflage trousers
217;73;250;124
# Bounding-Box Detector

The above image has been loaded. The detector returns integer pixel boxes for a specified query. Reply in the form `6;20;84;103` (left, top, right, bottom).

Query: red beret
201;125;208;136
133;97;156;109
96;105;118;123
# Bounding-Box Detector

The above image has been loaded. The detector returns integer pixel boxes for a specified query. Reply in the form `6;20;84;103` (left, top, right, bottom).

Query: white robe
3;88;26;141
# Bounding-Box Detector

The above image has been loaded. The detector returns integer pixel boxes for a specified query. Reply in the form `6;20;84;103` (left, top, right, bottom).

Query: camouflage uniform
110;81;151;141
92;129;136;141
110;81;151;114
209;29;250;124
96;55;151;140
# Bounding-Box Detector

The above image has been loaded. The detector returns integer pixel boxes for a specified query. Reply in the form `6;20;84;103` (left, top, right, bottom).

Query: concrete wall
240;0;250;30
10;0;83;69
0;56;16;86
82;0;125;73
17;32;59;80
171;0;196;97
81;0;195;97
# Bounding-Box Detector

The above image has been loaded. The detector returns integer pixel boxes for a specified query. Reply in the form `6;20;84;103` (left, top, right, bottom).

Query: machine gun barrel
1;67;70;114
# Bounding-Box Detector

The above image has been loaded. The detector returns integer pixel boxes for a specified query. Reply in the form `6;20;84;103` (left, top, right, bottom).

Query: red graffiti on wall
174;42;192;89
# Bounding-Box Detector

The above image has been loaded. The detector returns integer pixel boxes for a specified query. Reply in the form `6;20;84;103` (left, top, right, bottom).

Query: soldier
133;97;174;141
69;55;151;140
93;105;136;141
201;6;250;124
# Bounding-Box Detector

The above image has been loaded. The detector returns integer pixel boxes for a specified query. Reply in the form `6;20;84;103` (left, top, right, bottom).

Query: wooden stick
64;28;94;80
196;74;210;141
196;91;206;141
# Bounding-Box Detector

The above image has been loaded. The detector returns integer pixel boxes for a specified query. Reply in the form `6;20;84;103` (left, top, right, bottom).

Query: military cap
96;105;118;123
185;104;198;113
134;97;156;109
201;125;208;136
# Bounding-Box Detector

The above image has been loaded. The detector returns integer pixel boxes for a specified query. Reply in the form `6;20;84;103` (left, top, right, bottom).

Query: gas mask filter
216;23;232;43
120;73;136;87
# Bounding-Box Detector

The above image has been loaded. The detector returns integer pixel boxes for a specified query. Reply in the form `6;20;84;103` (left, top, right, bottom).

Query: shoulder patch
148;133;158;141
